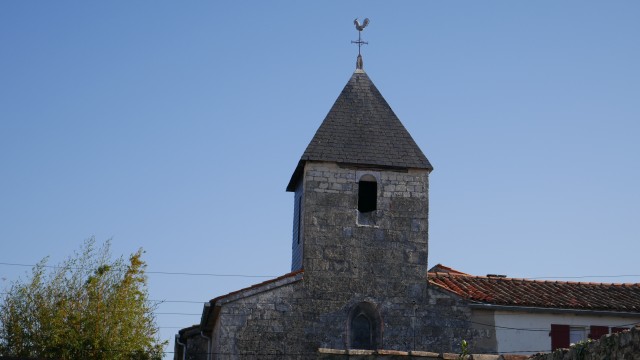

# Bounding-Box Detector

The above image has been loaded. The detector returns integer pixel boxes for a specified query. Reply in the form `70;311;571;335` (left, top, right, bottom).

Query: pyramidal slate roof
287;69;432;191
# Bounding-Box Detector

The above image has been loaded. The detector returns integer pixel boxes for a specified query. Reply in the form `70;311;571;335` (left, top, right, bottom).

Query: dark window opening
351;314;372;349
296;196;302;244
358;180;377;213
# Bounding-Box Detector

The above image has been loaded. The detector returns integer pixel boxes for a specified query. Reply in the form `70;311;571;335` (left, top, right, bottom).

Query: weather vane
352;18;370;70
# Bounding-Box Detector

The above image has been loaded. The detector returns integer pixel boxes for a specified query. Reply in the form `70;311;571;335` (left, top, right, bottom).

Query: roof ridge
430;272;640;287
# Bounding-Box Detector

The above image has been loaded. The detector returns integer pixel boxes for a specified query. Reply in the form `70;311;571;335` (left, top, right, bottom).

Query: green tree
0;237;167;359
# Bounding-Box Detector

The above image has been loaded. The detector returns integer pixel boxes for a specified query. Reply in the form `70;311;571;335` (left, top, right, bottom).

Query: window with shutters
550;324;570;350
611;327;628;334
551;324;620;349
589;325;609;340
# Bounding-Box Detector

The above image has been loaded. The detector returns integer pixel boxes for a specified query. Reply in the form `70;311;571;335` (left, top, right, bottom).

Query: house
429;264;640;354
174;43;640;360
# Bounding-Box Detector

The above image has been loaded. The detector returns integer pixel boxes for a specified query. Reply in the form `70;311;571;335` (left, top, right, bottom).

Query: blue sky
1;1;639;357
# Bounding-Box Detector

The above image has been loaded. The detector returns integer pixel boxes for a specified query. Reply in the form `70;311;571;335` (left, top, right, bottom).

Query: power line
146;270;275;278
525;274;640;280
0;291;204;304
159;326;187;329
1;291;634;331
467;320;548;332
154;299;204;304
3;260;640;280
0;261;278;278
155;312;200;315
466;320;639;333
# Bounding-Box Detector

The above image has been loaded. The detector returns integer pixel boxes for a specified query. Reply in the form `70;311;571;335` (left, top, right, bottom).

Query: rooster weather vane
352;18;370;70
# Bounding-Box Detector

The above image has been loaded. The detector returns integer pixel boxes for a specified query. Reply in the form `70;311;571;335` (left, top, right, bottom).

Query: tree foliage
0;238;166;359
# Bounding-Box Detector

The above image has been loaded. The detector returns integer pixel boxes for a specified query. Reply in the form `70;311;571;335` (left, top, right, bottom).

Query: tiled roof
287;70;431;191
429;268;640;313
428;263;471;275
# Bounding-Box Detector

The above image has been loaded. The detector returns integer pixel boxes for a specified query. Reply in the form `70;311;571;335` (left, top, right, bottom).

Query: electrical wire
3;260;640;280
0;261;278;278
525;274;640;280
2;261;639;335
155;312;200;315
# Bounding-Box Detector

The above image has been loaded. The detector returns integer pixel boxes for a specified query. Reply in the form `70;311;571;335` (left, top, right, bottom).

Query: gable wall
210;281;306;360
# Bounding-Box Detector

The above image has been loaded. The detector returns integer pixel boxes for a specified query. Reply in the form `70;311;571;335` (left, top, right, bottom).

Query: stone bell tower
285;25;434;349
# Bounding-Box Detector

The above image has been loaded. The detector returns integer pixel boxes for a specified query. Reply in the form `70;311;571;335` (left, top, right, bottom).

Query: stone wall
300;162;430;351
210;277;307;360
528;325;640;360
298;161;473;353
183;335;208;360
192;161;479;359
199;275;476;359
175;325;208;360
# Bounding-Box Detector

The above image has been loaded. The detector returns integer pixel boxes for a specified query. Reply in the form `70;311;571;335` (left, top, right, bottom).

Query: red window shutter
589;325;609;340
550;324;570;350
611;327;628;334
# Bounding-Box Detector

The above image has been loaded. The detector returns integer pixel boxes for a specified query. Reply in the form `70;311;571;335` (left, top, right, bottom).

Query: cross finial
351;18;370;70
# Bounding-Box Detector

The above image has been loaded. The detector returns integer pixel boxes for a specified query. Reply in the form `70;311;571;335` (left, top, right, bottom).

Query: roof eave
286;161;305;192
469;303;640;318
287;159;432;192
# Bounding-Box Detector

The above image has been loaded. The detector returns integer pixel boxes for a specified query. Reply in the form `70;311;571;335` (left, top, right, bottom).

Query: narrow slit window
296;196;302;244
358;178;377;213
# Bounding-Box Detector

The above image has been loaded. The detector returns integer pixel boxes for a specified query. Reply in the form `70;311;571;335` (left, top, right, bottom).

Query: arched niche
347;301;382;350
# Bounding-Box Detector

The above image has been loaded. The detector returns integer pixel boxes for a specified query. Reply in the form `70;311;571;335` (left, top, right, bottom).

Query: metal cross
351;18;370;56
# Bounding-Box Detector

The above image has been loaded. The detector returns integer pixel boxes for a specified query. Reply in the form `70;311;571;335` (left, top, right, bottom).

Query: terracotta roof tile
429;267;640;313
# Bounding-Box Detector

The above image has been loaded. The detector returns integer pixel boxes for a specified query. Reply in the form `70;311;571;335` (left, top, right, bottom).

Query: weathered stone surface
290;162;473;355
177;326;208;360
180;136;479;360
209;279;307;359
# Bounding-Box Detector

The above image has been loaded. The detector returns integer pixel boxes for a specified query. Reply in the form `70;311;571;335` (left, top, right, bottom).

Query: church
175;24;640;360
